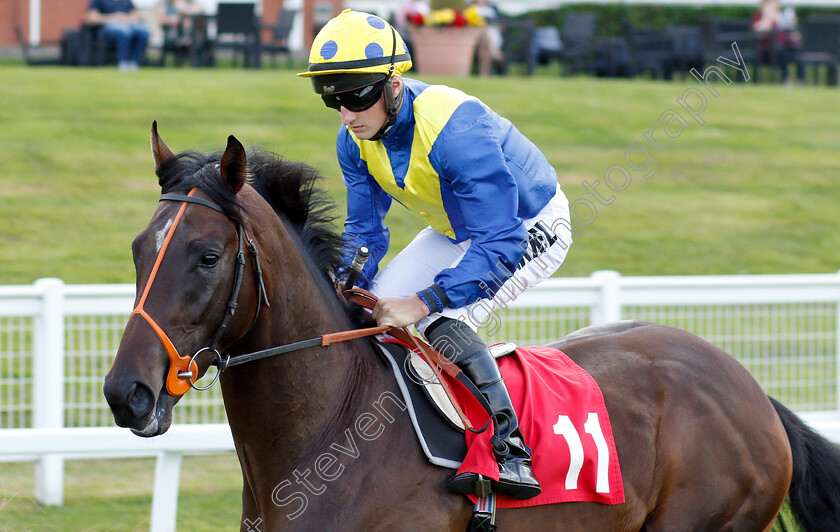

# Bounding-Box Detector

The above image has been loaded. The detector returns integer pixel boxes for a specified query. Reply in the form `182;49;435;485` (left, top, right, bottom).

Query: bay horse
104;124;840;531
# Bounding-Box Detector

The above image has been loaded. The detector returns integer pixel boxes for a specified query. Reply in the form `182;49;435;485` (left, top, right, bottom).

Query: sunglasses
321;78;387;112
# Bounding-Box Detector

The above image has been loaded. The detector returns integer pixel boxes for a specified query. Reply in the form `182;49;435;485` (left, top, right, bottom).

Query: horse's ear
219;135;247;194
150;121;175;171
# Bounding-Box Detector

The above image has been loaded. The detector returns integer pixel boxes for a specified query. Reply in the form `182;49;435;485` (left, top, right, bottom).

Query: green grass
1;66;838;285
0;455;242;531
1;64;833;530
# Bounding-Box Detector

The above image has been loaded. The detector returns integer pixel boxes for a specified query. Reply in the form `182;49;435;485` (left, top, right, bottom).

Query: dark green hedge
519;4;840;37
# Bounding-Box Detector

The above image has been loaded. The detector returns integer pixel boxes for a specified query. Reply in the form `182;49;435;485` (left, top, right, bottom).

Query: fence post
836;269;840;413
29;0;42;46
150;451;183;532
590;270;622;325
33;278;65;506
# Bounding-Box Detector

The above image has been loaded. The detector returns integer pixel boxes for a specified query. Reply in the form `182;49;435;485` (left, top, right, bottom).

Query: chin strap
370;26;403;141
370;78;402;141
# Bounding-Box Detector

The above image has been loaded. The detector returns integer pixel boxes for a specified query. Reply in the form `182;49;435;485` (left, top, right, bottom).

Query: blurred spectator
752;0;804;85
471;0;504;76
87;0;150;71
156;0;203;63
156;0;203;31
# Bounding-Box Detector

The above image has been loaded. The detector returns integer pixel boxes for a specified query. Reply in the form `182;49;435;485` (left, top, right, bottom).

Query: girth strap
467;492;497;532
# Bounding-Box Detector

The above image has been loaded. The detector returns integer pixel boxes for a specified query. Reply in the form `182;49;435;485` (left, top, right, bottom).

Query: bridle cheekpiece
129;187;269;396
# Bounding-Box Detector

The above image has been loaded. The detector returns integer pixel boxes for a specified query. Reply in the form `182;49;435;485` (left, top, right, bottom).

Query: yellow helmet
297;9;412;92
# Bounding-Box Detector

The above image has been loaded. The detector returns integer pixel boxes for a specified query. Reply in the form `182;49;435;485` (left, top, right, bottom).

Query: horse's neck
223;316;400;525
220;218;400;516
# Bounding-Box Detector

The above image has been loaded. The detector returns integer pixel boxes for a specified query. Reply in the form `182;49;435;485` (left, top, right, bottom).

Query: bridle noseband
130;187;269;396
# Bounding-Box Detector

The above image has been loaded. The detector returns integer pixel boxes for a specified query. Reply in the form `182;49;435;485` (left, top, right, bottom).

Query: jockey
299;9;572;500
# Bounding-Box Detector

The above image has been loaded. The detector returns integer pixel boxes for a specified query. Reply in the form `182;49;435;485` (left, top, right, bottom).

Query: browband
160;194;225;214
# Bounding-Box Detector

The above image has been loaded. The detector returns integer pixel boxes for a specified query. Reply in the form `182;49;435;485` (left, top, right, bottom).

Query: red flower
453;9;468;27
409;12;425;25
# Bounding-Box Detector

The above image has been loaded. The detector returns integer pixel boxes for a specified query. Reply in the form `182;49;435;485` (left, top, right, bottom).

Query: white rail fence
0;424;233;532
1;272;839;531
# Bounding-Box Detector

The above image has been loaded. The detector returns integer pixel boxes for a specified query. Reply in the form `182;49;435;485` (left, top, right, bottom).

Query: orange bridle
129;187;268;396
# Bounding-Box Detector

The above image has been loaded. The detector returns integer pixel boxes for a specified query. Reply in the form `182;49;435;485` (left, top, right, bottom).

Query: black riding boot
425;317;541;500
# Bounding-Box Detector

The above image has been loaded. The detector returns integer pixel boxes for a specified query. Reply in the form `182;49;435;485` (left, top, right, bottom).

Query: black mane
248;150;343;281
155;148;343;284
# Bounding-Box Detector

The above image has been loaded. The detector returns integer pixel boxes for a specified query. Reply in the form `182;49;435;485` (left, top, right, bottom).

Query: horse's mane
248;150;343;282
155;148;343;284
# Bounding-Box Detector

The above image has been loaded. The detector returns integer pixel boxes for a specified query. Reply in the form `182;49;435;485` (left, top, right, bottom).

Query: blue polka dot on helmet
297;9;412;80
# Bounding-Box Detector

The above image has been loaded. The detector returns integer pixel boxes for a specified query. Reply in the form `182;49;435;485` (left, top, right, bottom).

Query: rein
213;321;391;371
210;288;478;429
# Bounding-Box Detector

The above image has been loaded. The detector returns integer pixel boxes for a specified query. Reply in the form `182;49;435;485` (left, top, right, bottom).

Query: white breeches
370;184;572;335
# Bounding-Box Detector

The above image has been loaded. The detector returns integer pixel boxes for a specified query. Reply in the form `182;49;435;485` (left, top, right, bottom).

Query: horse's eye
200;253;220;267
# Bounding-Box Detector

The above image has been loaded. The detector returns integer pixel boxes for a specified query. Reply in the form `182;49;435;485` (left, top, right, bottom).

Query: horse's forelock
156;150;243;224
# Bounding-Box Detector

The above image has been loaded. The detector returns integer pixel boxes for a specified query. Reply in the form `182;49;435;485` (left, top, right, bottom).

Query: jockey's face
339;76;402;141
340;97;387;140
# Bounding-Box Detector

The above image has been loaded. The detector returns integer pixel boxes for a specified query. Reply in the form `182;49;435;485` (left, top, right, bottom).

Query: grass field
1;65;838;285
1;455;242;531
1;63;834;530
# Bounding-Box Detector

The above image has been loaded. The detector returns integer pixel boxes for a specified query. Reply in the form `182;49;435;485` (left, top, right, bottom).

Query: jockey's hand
373;295;431;329
334;280;349;300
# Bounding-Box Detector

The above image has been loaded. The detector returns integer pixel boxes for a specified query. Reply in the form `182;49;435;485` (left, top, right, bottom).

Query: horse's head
104;122;266;436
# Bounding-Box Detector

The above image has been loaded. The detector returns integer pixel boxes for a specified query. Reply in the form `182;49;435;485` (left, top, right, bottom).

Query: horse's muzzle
103;375;156;430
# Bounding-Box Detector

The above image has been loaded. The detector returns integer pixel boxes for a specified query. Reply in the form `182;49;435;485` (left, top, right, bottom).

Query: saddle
374;337;519;468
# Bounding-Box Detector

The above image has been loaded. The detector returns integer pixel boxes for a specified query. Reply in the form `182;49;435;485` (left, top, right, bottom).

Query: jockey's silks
337;78;560;308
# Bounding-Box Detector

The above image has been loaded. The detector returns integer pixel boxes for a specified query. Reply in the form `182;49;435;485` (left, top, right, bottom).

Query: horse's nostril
127;382;155;418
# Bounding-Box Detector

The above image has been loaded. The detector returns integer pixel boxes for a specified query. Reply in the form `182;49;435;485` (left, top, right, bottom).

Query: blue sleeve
336;128;391;288
428;101;529;308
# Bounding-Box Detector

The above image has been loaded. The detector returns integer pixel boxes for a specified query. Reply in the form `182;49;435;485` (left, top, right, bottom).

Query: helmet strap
370;27;401;141
370;69;402;141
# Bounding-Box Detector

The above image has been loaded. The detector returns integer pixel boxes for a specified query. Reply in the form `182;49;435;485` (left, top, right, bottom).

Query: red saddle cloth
447;345;625;508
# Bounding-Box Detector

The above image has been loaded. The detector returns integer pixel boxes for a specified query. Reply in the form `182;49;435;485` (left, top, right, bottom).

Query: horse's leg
639;392;790;532
239;473;259;532
623;340;791;531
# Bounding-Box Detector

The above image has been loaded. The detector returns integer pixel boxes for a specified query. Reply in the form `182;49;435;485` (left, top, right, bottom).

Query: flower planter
408;26;482;76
